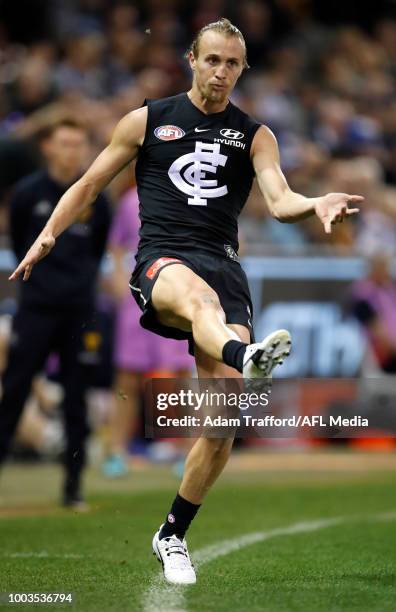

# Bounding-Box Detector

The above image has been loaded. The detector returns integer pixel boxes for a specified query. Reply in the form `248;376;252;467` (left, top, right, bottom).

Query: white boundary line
142;511;396;612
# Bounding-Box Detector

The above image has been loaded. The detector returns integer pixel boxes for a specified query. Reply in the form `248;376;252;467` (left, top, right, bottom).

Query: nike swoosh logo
195;128;211;132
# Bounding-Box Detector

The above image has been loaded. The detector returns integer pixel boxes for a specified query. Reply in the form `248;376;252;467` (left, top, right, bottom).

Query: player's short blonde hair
188;17;249;69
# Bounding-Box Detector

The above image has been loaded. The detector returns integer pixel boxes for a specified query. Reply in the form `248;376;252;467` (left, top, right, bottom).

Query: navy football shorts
130;249;255;356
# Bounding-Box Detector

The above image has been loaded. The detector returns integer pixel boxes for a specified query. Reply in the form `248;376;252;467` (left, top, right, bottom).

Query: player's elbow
272;210;285;222
275;215;290;223
268;202;286;223
270;202;298;223
267;186;297;222
265;192;290;223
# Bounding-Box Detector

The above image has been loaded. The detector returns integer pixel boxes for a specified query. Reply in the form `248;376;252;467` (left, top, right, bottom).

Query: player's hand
314;193;363;234
8;232;56;282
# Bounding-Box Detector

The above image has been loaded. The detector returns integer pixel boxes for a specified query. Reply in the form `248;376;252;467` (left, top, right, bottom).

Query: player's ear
188;51;196;71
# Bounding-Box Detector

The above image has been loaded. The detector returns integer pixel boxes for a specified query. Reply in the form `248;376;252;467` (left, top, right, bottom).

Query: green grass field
1;456;396;611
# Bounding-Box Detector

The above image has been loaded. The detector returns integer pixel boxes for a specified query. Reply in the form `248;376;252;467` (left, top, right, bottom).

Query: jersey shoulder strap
227;101;261;143
140;94;186;146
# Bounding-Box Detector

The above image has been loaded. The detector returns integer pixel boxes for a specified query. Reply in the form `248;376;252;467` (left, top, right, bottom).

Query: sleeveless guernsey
135;92;261;260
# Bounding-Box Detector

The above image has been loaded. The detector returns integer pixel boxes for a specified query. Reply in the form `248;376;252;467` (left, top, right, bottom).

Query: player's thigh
195;323;250;378
151;263;221;328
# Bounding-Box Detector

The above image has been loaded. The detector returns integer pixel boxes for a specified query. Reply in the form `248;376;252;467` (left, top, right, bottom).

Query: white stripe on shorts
129;283;148;306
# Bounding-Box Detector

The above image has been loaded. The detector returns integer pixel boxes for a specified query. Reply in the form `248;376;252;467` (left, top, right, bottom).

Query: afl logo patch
154;125;185;141
220;129;244;139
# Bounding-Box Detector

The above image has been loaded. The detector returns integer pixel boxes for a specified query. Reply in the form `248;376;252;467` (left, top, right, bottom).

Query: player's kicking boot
243;329;292;384
152;525;196;585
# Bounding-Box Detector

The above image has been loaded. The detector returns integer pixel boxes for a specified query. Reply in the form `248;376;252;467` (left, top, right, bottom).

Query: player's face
43;127;90;178
190;31;245;103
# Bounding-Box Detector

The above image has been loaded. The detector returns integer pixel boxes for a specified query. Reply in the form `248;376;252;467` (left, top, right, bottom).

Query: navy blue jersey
135;92;260;260
9;171;112;309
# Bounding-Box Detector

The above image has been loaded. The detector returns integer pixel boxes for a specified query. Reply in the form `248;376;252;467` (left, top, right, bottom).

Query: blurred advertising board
242;256;369;378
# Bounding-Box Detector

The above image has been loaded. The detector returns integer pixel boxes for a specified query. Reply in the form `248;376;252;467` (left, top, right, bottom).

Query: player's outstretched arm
9;107;147;282
251;126;363;232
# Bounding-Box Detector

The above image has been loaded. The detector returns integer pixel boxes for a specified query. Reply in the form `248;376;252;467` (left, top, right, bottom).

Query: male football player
10;18;362;584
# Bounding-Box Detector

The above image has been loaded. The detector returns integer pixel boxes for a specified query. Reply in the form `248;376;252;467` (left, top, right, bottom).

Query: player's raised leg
151;263;291;377
151;263;239;358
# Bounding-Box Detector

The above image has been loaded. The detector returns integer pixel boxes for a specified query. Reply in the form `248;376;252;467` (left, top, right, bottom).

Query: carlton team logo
154;125;185;141
168;141;228;206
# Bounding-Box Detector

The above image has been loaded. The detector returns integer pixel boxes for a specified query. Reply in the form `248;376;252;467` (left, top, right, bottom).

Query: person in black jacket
0;118;112;508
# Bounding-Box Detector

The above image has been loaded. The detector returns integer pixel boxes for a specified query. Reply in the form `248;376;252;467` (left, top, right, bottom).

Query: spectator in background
9;53;57;117
0;118;111;508
330;157;396;255
351;254;396;373
103;186;193;478
105;3;144;95
54;33;107;99
236;0;272;67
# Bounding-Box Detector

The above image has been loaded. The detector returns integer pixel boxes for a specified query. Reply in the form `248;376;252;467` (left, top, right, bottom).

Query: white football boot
152;525;196;585
243;329;292;383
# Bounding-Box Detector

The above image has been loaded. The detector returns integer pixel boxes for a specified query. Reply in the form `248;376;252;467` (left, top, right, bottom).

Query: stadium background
0;2;396;611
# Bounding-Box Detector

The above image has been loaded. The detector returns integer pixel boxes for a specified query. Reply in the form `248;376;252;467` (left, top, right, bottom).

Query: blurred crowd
0;1;396;483
0;0;395;254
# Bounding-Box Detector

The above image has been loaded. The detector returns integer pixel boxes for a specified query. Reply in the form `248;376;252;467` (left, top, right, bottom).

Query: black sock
159;493;201;540
222;340;247;373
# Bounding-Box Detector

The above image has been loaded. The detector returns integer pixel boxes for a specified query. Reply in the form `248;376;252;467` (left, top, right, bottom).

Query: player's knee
190;289;223;317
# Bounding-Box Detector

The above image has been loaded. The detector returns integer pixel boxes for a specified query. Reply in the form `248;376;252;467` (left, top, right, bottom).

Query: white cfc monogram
168;141;228;206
